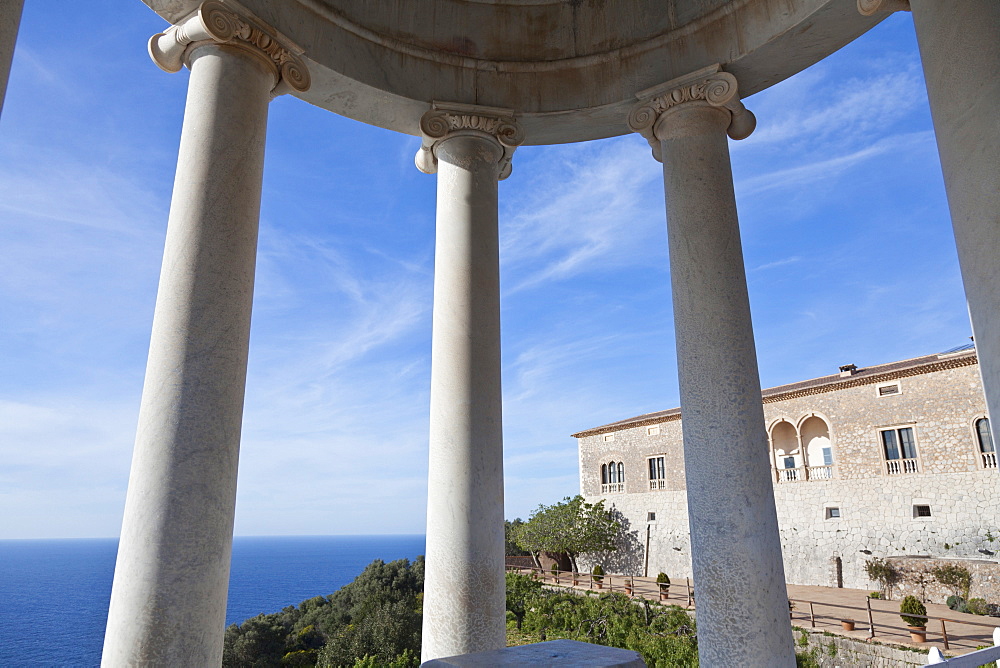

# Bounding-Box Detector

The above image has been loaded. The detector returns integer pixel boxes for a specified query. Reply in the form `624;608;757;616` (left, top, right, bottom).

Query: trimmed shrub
591;564;604;582
869;592;881;599
656;572;670;586
967;598;989;615
946;595;966;611
899;595;927;627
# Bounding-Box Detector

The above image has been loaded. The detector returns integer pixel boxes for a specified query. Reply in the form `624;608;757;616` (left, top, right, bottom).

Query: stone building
575;344;998;592
4;0;998;665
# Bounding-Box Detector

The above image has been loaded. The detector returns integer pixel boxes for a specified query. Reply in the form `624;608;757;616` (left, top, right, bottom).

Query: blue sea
0;535;425;667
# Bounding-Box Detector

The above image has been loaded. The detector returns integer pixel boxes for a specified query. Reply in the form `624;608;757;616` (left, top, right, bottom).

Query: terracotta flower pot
908;626;927;643
841;620;855;631
659;586;669;601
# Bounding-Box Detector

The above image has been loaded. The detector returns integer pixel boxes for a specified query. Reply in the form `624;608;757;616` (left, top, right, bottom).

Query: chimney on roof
839;364;857;377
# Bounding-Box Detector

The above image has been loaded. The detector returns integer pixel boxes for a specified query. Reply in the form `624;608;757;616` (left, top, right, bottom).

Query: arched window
770;420;799;482
601;461;624;493
976;418;995;468
801;416;833;480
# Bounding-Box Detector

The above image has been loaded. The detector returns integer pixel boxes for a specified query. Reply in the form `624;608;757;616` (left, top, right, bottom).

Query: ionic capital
415;103;525;180
857;0;910;16
628;65;755;162
148;1;310;96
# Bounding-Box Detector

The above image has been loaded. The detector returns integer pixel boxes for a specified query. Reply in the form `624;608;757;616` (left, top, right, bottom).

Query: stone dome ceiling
143;0;886;143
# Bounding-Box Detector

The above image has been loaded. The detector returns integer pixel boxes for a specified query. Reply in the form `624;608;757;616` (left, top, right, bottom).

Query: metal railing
505;565;695;608
886;458;919;475
506;566;1000;660
926;628;1000;666
787;594;1000;656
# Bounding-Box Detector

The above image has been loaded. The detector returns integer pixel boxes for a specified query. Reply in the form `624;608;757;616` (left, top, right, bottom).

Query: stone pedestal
910;0;1000;432
0;0;24;117
416;104;523;662
630;67;794;667
102;4;308;665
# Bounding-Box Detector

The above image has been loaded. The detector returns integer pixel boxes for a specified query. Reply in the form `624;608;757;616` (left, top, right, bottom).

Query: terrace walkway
507;567;1000;660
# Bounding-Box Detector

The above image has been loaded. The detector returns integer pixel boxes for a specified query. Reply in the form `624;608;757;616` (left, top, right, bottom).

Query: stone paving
515;569;1000;658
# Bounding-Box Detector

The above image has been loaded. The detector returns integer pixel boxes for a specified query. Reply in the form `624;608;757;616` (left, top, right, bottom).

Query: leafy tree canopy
513;495;620;572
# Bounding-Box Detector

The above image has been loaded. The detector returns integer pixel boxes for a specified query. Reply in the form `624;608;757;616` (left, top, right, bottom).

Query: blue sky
0;6;970;538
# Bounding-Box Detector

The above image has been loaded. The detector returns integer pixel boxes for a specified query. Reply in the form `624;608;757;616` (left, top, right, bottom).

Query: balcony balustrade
886;458;919;475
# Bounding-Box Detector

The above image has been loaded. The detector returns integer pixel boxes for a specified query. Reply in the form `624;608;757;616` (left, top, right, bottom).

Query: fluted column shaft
0;0;24;117
630;67;794;667
103;4;309;665
910;0;1000;428
416;105;522;662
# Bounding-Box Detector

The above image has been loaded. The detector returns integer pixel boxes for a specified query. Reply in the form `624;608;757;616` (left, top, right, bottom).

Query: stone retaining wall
794;628;931;668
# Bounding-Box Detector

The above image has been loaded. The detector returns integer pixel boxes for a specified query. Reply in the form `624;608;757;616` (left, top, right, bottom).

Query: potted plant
571;571;579;586
624;577;633;596
551;562;559;583
841;619;855;631
900;595;928;642
592;564;604;589
656;572;671;601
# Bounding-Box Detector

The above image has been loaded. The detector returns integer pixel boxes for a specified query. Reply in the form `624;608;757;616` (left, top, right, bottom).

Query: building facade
576;345;998;591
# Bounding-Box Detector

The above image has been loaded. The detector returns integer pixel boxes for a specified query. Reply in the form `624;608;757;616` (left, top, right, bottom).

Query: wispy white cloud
500;138;664;294
755;256;802;271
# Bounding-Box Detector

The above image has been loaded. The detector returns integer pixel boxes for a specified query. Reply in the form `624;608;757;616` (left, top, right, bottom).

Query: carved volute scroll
858;0;911;16
415;103;525;180
148;1;310;95
627;65;755;162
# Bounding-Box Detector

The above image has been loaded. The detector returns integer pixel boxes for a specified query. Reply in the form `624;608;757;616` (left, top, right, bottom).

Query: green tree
505;518;530;556
505;570;543;629
223;615;289;668
931;563;972;600
514;495;620;573
864;557;900;600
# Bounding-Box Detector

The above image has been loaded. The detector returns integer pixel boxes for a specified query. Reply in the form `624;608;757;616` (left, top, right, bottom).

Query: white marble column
103;3;308;666
629;66;795;667
908;0;1000;431
415;104;523;662
0;0;24;117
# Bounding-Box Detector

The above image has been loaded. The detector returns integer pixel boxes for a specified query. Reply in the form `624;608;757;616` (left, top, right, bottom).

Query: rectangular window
914;505;932;518
783;456;796;469
822;447;833;467
878;383;900;396
881;426;919;474
647;425;660;436
825;507;841;519
648;456;666;490
647;512;656;522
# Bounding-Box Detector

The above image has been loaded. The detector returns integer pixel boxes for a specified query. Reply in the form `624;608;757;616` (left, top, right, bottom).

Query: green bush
551;562;559;574
656;572;670;586
946;595;966;611
967;598;989;615
592;564;604;582
519;588;698;665
899;595;927;627
868;591;881;599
